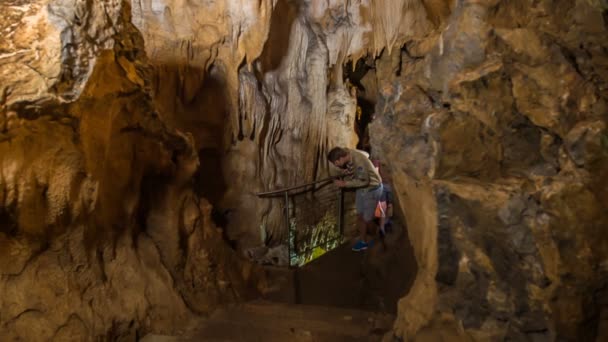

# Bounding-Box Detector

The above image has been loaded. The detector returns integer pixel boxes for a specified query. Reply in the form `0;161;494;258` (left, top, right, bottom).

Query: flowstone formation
131;0;364;252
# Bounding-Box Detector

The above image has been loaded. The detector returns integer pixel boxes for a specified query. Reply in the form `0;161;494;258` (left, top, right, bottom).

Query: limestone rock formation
131;0;368;252
1;1;263;339
369;0;608;340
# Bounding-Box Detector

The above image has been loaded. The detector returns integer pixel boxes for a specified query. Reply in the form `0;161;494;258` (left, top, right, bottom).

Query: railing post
285;191;301;304
284;192;291;267
338;188;344;236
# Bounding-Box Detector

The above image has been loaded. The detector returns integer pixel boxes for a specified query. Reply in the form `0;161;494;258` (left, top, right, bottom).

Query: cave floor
141;224;416;341
184;300;393;341
262;221;417;314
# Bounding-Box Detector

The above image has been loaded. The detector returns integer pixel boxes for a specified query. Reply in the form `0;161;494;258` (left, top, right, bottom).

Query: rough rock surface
1;1;263;339
369;0;608;340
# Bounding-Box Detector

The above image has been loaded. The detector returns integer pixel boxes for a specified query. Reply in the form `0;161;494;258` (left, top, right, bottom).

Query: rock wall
370;0;608;340
0;1;263;339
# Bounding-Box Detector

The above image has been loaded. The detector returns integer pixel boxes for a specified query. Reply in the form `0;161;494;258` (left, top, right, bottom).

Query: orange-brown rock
1;1;263;339
371;0;608;340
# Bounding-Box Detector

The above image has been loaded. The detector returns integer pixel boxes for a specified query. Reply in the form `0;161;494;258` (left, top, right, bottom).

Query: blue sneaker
352;240;368;251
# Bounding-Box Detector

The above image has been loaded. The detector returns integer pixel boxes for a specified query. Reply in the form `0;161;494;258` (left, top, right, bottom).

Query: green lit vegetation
289;211;344;267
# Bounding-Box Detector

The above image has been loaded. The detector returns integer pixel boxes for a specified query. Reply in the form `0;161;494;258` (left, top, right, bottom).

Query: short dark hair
327;147;347;162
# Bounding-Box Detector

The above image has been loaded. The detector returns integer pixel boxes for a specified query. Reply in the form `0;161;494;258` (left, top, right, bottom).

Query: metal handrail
256;173;350;197
255;173;357;304
255;175;355;303
255;173;354;270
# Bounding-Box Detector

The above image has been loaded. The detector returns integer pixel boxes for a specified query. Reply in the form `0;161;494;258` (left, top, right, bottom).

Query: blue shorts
355;184;383;222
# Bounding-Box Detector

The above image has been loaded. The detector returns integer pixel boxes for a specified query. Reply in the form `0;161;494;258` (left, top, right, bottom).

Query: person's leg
374;201;386;234
352;191;369;251
384;202;393;233
352;214;370;251
355;190;365;241
353;186;382;251
375;201;387;236
361;188;380;245
357;214;367;242
365;220;377;239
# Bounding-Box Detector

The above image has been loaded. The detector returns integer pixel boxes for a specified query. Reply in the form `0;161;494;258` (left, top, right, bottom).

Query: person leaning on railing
327;147;383;252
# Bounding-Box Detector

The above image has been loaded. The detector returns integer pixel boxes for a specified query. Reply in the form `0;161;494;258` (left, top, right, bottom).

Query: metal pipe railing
256;176;343;197
284;191;290;267
256;174;344;197
256;172;354;269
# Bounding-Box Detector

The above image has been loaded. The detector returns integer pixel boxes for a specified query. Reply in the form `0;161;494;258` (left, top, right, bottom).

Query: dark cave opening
193;148;227;209
151;63;234;236
0;208;17;237
355;96;375;153
343;58;377;154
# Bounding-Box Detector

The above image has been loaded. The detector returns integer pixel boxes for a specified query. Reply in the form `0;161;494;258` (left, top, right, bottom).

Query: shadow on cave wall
145;0;300;244
0;208;17;237
150;63;231;230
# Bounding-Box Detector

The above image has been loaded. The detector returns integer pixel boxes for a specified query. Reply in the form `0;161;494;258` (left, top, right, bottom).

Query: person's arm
343;165;370;188
328;164;342;178
330;164;353;187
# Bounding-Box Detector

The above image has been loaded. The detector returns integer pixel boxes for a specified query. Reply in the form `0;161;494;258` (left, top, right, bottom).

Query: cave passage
355;95;376;153
256;51;417;308
260;182;418;315
152;64;233;232
345;59;377;154
143;43;419;336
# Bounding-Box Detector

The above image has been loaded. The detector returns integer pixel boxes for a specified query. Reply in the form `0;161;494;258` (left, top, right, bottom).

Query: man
327;147;383;251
